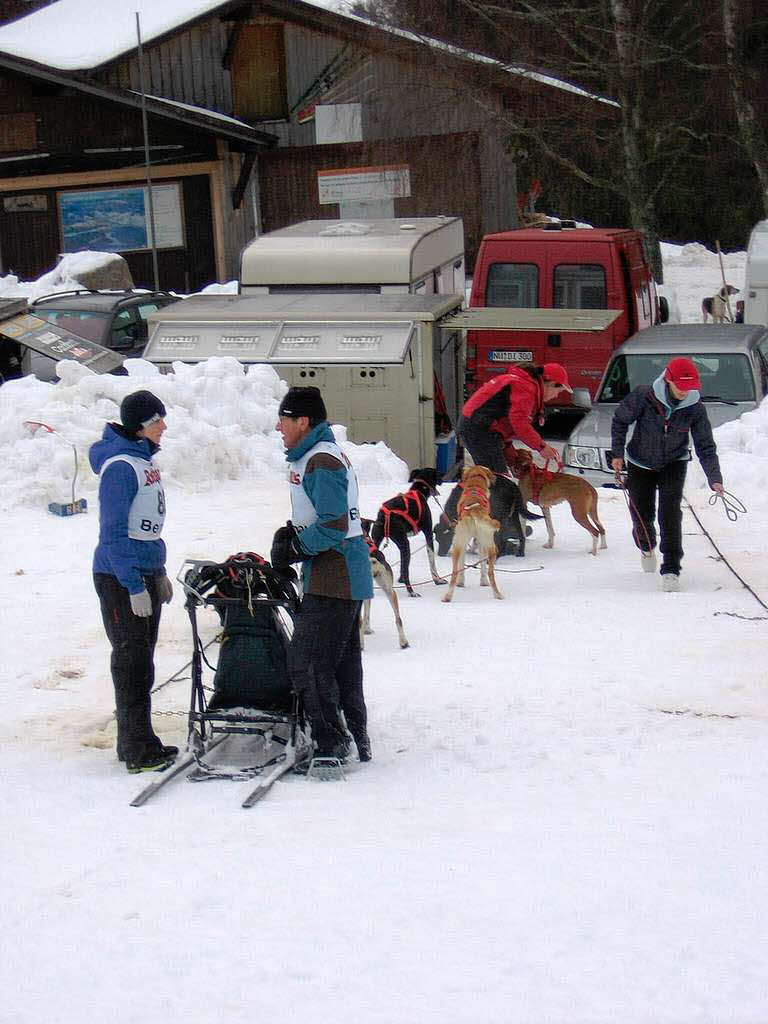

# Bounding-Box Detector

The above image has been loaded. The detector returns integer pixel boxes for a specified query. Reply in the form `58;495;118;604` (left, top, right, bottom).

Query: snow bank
687;393;768;514
0;357;407;511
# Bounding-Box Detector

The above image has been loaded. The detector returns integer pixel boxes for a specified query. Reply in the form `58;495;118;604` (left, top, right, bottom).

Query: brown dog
507;448;606;555
442;465;504;602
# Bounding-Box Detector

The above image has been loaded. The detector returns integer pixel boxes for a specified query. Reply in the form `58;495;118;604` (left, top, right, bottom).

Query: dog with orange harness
442;465;504;602
506;447;606;555
370;468;446;598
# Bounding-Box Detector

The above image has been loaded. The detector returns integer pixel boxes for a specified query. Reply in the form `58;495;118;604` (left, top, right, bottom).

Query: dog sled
130;552;343;809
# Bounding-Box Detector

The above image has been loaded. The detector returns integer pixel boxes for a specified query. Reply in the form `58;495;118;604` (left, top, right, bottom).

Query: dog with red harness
370;468;446;597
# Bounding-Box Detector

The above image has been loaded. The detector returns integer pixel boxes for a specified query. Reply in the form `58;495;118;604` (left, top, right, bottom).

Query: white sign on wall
317;164;411;205
315;103;362;145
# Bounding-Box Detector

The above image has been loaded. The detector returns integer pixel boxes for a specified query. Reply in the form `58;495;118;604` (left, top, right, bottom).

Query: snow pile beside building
0;356;408;511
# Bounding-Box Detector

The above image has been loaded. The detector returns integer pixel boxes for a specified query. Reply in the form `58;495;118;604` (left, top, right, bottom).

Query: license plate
488;350;533;363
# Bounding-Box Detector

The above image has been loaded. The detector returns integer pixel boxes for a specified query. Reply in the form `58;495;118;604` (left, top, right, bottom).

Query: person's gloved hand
130;588;153;617
270;522;305;573
156;574;173;604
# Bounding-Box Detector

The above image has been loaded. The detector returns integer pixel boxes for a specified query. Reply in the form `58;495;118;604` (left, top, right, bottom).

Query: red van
467;224;667;400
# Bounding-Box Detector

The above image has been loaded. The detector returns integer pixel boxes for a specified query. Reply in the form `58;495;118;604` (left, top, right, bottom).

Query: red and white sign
317;164;411;205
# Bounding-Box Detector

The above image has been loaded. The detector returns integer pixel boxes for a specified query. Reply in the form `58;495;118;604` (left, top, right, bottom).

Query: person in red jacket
457;363;572;473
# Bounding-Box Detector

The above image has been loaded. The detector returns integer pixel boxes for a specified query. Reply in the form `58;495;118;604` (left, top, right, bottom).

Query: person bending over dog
457;363;571;474
611;357;724;592
270;386;374;762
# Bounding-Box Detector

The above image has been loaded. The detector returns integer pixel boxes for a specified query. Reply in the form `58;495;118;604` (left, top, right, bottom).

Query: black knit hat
120;390;167;434
278;386;327;424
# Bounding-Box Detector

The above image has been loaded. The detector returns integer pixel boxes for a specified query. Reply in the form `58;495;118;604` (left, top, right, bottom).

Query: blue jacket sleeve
295;456;350;555
98;462;145;593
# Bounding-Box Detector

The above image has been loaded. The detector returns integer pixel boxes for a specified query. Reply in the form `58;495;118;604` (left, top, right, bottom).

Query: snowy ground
2;241;767;1023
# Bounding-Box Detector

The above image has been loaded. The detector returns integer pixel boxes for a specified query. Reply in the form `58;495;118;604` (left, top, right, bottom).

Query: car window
553;264;607;309
598;353;755;402
109;309;138;350
34;309;110;343
486;263;538;308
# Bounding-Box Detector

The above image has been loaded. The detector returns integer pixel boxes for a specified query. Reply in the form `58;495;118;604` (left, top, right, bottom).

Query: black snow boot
355;733;372;762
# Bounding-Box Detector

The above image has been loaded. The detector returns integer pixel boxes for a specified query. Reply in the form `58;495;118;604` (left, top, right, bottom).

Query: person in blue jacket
89;390;178;773
611;358;725;592
270;386;374;761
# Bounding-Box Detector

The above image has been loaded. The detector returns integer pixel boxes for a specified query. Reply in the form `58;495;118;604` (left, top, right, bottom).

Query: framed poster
58;183;184;253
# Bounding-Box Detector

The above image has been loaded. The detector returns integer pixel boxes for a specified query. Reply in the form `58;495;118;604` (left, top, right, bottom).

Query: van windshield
598;353;755;402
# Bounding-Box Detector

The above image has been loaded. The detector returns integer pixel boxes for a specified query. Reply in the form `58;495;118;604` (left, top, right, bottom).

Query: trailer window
486;263;538;307
553;264;607;309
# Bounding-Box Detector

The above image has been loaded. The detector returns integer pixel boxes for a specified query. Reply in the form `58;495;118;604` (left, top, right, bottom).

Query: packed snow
1;241;767;1023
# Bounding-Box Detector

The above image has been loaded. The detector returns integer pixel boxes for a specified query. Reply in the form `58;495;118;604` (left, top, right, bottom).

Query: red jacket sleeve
496;374;545;450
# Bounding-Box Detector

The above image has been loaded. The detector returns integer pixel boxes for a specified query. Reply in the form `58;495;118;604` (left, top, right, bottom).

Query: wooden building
0;0;607;288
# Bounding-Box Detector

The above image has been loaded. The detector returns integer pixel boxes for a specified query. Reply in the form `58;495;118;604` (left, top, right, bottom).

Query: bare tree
722;0;768;216
357;0;718;280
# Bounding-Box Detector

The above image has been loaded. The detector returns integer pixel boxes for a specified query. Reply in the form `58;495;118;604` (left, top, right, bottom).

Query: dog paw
494;592;505;600
433;577;447;586
441;594;452;603
543;542;553;549
408;590;421;598
400;639;410;649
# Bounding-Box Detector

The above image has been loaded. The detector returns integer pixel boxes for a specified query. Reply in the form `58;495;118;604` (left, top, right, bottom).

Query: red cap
664;357;700;391
542;363;573;393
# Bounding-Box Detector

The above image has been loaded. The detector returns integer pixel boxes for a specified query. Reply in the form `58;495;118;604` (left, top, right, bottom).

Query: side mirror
571;387;592;410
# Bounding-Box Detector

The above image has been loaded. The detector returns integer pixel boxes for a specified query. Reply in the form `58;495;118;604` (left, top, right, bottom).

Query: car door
134;299;172;355
108;307;143;358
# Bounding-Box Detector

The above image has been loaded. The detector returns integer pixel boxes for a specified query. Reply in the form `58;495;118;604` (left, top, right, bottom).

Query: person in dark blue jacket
270;386;374;761
611;358;725;592
89;390;178;772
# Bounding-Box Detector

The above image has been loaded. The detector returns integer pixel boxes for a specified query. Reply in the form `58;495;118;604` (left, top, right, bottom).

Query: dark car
22;289;178;380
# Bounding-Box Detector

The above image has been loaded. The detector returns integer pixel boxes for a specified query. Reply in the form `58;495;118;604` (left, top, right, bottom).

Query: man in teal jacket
271;386;374;761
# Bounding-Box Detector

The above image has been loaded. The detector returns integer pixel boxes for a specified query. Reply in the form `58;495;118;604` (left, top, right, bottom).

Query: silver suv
562;323;768;487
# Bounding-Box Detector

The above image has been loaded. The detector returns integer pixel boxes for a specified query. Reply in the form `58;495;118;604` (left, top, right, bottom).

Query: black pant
627;460;687;575
94;573;164;762
286;594;367;753
456;416;508;474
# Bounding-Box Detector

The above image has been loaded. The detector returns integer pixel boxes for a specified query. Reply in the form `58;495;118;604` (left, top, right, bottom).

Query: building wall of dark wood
0;69;219;168
0;173;216;291
258;131;486;269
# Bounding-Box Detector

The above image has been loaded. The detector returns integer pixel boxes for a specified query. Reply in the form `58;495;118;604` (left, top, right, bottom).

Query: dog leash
708;489;747;522
613;468;656;553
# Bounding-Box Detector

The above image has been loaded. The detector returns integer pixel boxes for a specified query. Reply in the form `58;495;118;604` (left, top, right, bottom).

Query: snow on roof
137;93;257;132
0;0;616;106
0;0;345;71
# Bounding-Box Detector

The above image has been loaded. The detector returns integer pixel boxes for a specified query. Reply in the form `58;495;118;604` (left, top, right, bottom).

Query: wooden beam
231;148;256;209
0;160;219;192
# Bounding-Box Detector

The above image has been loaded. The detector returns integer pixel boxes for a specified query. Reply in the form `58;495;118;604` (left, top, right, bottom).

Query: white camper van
744;219;768;326
239;217;465;297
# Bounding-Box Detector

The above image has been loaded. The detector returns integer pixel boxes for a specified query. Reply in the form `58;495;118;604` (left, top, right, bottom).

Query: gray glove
156;574;173;604
129;588;153;617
